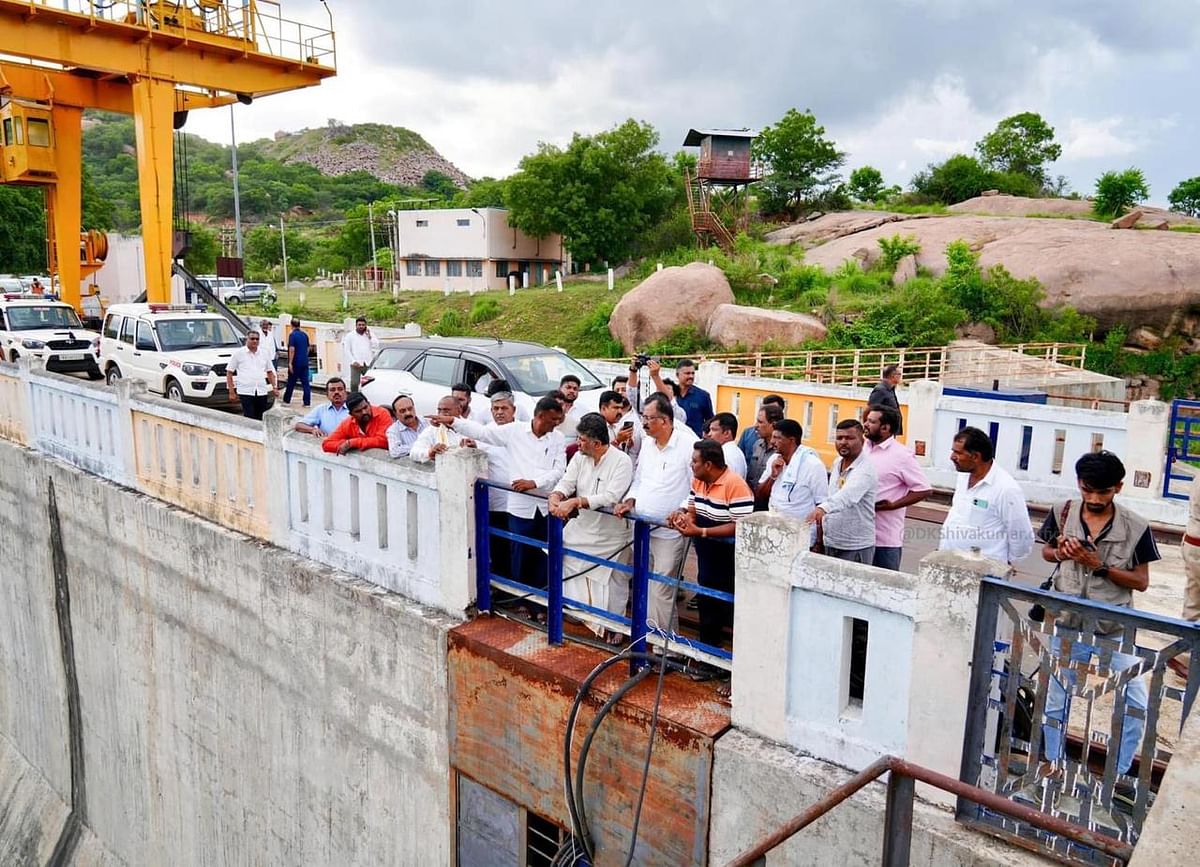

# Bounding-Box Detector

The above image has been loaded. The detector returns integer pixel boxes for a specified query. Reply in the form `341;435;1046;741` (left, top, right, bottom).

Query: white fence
0;359;485;618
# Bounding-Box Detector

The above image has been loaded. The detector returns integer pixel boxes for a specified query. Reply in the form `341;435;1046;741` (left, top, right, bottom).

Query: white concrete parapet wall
733;513;1003;790
23;359;131;486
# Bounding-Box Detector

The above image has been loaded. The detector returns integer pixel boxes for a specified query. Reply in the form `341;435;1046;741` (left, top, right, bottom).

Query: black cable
624;647;669;866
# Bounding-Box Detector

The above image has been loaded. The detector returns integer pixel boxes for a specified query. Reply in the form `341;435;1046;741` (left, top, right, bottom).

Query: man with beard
1037;451;1159;810
863;406;931;570
806;420;878;564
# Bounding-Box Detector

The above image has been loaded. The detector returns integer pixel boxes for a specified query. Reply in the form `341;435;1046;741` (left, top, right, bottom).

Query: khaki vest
1051;500;1144;634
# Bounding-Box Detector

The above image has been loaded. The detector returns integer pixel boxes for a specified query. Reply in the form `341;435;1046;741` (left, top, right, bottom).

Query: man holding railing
549;413;633;644
434;395;566;588
615;393;696;634
807;420;879;564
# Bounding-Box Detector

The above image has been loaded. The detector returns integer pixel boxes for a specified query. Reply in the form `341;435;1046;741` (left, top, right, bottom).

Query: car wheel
86;367;104;381
226;296;241;305
165;379;185;402
105;366;122;387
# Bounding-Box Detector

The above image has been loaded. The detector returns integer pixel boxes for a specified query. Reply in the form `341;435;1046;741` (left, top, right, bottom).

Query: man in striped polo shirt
669;439;754;657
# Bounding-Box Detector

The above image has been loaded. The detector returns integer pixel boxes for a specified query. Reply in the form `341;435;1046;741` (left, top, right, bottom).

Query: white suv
99;303;244;404
0;296;102;379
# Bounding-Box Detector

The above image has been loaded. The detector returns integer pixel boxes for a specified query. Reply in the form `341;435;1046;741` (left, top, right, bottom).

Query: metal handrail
725;755;1134;867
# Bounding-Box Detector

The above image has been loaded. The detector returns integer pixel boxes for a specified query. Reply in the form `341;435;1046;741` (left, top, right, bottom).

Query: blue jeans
872;546;903;571
1041;639;1147;775
508;512;547;591
283;365;311;406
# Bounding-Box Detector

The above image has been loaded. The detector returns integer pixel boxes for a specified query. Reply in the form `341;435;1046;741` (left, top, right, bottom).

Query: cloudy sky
186;0;1199;203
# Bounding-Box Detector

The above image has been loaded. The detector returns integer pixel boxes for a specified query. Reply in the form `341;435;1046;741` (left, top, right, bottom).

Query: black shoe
1112;781;1138;814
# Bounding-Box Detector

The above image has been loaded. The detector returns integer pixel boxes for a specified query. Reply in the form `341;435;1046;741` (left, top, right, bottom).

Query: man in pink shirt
864;406;931;570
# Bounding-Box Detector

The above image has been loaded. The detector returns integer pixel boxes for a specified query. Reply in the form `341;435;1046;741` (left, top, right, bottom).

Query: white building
394;207;564;293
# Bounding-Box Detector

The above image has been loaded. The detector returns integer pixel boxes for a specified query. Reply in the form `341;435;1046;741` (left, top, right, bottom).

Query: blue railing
472;479;735;670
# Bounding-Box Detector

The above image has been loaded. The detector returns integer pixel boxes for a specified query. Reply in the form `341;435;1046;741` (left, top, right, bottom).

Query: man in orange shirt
322;392;392;455
669;439;754;655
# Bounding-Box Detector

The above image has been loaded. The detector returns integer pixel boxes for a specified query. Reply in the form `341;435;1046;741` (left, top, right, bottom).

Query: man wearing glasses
225;330;278;420
615;392;696;634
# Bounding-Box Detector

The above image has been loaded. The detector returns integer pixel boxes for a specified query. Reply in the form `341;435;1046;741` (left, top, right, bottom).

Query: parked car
99;303;250;404
358;337;604;419
0;296;102;378
221;282;272;305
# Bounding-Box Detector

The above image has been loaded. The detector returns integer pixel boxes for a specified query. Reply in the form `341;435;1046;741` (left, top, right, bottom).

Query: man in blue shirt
293;377;350;437
282;317;312;406
650;358;712;438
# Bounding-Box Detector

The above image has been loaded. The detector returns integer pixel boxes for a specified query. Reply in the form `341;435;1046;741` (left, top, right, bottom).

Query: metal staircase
685;168;736;252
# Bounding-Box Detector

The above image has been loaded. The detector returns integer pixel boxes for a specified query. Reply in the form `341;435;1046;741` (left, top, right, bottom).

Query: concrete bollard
555;270;563;292
508;274;516;296
607;268;614;291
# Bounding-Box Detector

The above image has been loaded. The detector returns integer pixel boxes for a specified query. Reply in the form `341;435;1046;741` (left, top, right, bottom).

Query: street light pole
280;214;289;287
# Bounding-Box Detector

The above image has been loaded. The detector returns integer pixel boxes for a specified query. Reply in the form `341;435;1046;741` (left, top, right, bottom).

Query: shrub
877;234;921;272
848;166;886;203
641;325;719;356
1093;168;1149;218
910;155;992;204
1168;177;1200;217
838;277;965;347
434;309;464;336
468;297;501;324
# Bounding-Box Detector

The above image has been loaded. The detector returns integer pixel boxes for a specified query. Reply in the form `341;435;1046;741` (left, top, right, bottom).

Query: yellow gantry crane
0;0;337;310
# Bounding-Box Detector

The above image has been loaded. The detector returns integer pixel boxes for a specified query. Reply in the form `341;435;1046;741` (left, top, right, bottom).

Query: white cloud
1061;117;1139;160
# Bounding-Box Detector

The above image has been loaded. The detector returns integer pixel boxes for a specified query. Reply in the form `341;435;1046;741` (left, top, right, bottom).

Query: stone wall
0;439;457;865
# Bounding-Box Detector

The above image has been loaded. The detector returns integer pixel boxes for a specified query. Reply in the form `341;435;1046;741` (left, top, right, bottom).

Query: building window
466;260;483;278
405;260;421;276
416;219;429;227
27;118;50;148
495;261;508;279
447;260;463;277
456;218;471;227
425;260;441;277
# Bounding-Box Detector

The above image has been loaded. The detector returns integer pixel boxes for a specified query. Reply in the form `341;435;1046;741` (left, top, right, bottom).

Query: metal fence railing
472;480;734;672
960;578;1200;864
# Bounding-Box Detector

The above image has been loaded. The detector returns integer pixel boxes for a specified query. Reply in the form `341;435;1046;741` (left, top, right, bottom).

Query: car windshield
369;346;419;371
6;305;82;331
503;352;602;396
154;318;240;351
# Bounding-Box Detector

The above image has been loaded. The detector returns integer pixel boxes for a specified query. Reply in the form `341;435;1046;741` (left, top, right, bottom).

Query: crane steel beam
0;1;335;98
0;62;236;113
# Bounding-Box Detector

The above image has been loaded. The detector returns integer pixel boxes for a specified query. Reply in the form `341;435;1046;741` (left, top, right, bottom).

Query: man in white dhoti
549;412;634;644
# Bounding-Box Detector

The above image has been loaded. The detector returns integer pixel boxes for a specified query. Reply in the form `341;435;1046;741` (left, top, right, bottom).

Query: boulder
1111;209;1144;229
706;304;828;349
893;254;918;285
981;189;1000;197
608;262;734;352
948;195;1200;227
955;322;997;343
1128;326;1163;351
801;213;1200;328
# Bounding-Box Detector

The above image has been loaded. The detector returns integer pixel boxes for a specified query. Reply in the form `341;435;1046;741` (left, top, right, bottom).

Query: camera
634;353;651;368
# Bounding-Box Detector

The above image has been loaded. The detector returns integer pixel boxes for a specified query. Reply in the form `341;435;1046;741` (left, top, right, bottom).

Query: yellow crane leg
131;77;175;305
47;104;83;311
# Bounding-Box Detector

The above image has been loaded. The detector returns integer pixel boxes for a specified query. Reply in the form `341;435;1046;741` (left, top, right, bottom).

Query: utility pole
368;201;377;267
280;214;289;287
230;105;243;259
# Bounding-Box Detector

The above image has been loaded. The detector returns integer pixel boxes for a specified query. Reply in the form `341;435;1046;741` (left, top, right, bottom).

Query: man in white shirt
479;391;518;579
340;316;378;393
436;395;566;589
556;374;585;445
550;412;634;641
410;395;475;462
758;419;827;529
615;393;695;635
257;318;280;360
938;425;1034;566
224;330;278;420
807;420;879;564
705;412;748;479
386;394;429;458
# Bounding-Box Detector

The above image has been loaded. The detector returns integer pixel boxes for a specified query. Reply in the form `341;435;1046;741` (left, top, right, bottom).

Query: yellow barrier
716;383;909;467
0;371;26;445
131;410;271;539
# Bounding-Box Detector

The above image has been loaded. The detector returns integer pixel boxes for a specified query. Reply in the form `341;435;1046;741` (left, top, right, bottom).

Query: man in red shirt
322;393;392;455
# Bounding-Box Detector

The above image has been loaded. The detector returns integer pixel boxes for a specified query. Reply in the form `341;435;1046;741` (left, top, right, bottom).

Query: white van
99;303;245;404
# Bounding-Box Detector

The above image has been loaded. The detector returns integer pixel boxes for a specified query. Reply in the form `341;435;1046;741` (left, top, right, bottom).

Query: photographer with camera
626;355;689;428
1037;451;1160;796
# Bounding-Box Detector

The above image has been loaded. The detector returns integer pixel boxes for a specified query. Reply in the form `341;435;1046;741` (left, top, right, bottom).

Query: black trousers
695;536;735;649
508;512;548;591
239;393;270;420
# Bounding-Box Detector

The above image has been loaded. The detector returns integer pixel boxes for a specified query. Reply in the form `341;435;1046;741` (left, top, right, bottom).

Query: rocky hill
256;122;472;189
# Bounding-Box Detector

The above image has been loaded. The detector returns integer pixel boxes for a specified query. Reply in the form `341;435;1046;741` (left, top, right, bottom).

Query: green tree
752;109;846;217
975;111;1062;186
0;186;47;272
910;155;992;204
1168;177;1200;217
847;166;886;203
420;170;460;200
506;119;674;264
183;223;219;274
1093;168;1149;218
453;176;508;208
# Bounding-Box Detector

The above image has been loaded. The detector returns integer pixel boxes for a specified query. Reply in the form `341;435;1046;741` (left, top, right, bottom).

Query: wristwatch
1093;565;1110;579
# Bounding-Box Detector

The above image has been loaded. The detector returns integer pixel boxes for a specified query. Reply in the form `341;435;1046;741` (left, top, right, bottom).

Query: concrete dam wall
0;438;456;865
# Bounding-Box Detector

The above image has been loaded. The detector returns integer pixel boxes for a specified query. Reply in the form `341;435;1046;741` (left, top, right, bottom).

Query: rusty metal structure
682;127;761;253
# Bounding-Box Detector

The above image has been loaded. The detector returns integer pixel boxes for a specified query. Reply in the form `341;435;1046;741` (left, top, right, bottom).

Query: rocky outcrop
609;263;734;352
801;214;1200;328
706;304;828;349
1111;209;1143;230
893;254;918;284
948;194;1200;228
765;211;936;249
